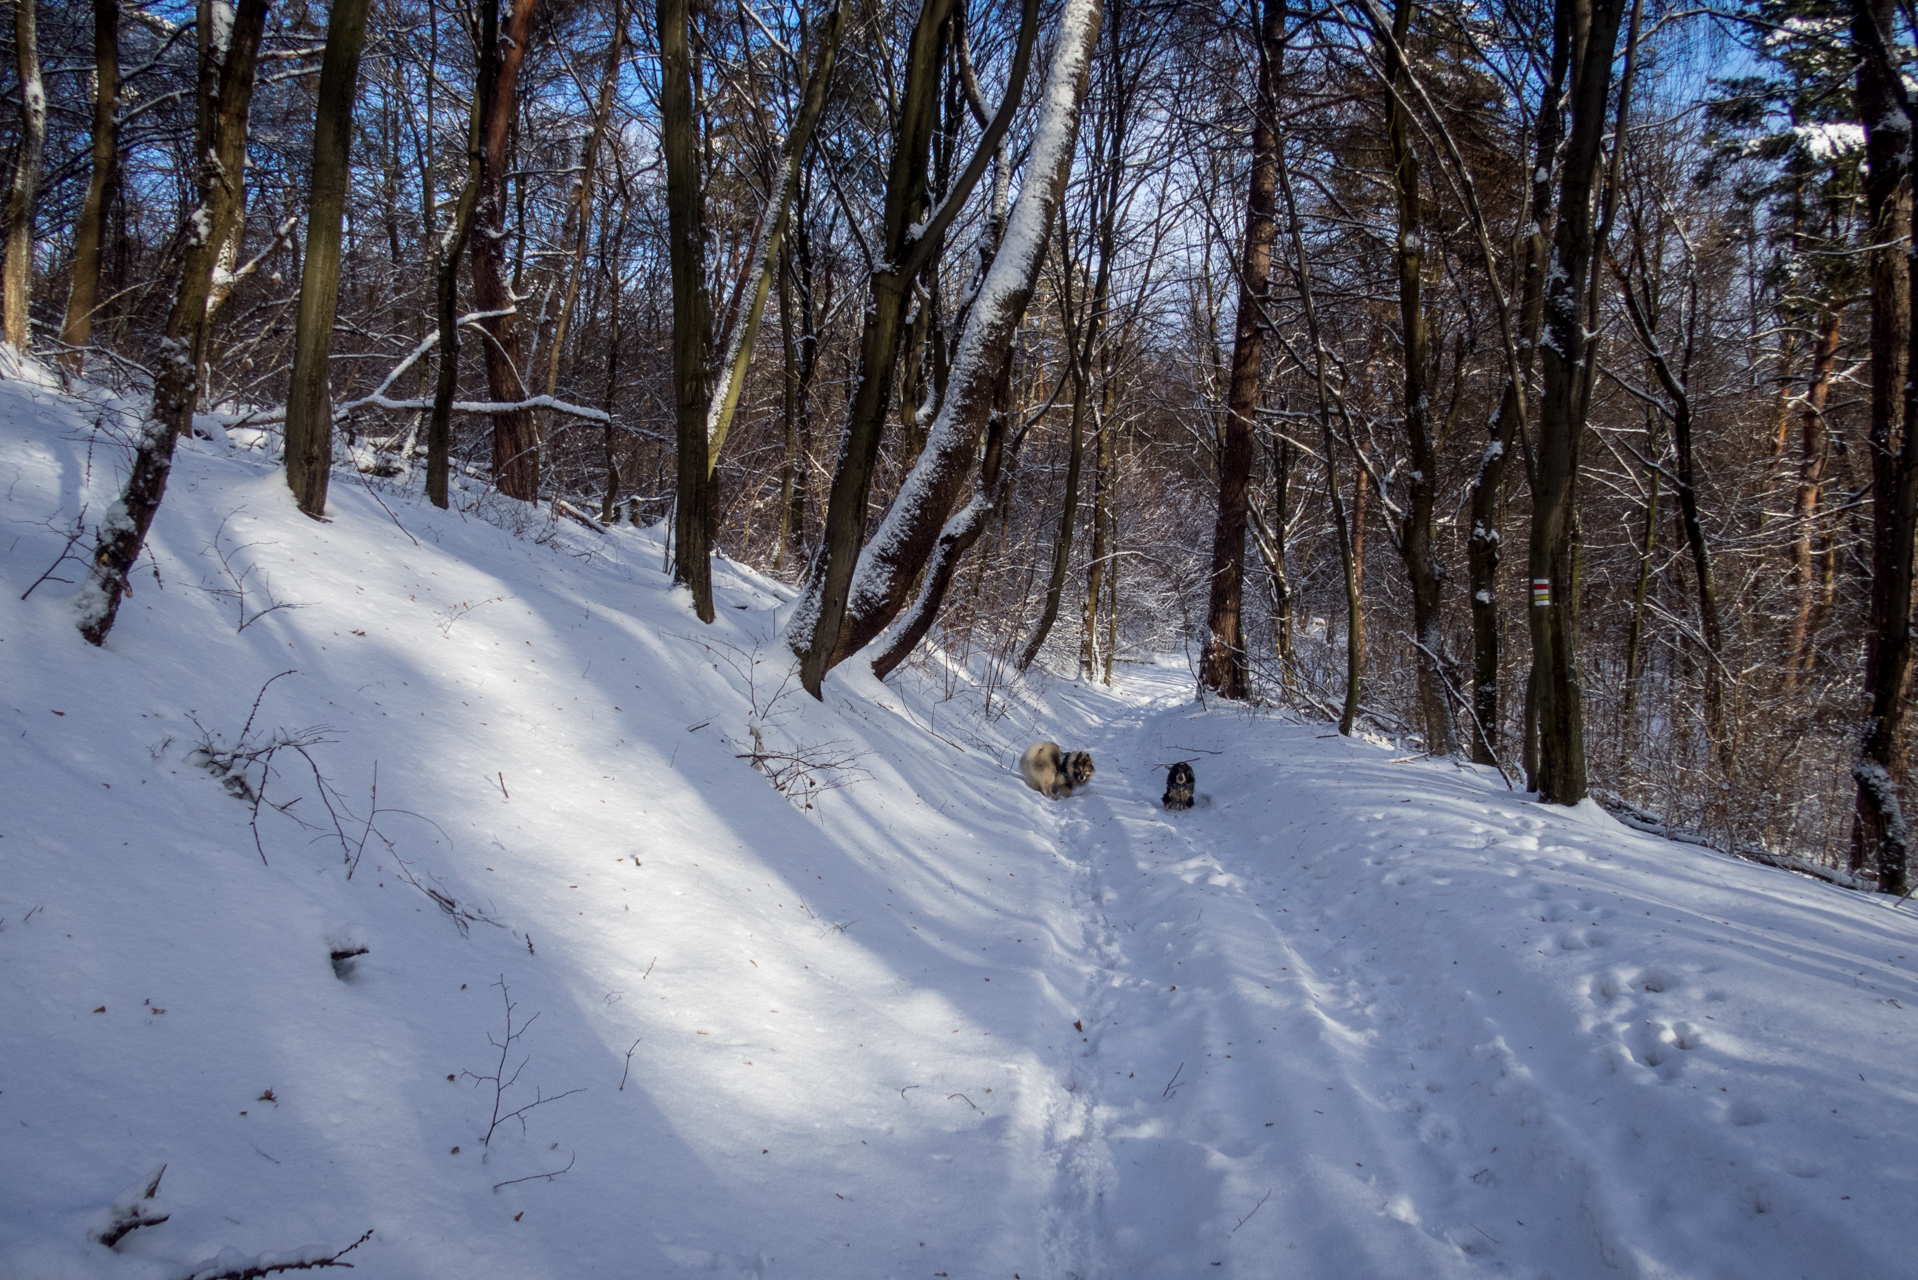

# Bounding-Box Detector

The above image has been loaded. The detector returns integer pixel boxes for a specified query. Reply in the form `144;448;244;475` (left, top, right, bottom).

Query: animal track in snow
1627;1020;1695;1077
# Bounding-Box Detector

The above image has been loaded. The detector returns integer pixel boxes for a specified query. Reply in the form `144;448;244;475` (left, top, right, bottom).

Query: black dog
1162;761;1195;811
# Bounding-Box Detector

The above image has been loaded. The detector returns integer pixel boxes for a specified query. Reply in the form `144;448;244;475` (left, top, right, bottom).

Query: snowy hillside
3;367;1916;1280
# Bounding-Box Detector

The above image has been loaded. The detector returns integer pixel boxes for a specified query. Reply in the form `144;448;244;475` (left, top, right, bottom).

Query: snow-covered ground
3;364;1915;1280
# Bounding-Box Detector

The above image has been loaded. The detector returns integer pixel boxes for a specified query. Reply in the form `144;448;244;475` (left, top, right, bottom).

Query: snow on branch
225;311;608;428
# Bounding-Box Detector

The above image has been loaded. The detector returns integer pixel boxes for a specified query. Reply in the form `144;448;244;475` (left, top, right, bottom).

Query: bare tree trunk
775;215;819;569
1615;207;1720;740
1021;48;1131;678
786;0;954;687
471;0;541;501
284;0;374;518
1850;0;1918;894
659;0;714;620
1020;0;1135;679
426;0;494;510
1081;411;1110;680
704;0;845;471
1351;465;1368;676
1250;428;1294;679
1785;307;1839;689
844;0;1098;675
76;0;270;644
787;0;1042;695
59;0;118;373
868;350;1019;679
1021;349;1085;671
774;239;800;570
1620;398;1660;736
3;0;46;350
1199;0;1283;702
1528;0;1630;804
1379;0;1452;751
1465;15;1561;767
543;0;625;415
1274;105;1361;733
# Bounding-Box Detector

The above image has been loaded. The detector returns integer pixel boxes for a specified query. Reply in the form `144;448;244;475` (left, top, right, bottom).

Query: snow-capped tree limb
820;0;1103;672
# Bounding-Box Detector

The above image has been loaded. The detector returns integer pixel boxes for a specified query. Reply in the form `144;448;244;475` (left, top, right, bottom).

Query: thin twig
492;1152;576;1192
619;1038;642;1090
19;511;88;600
170;1228;375;1279
1232;1188;1273;1233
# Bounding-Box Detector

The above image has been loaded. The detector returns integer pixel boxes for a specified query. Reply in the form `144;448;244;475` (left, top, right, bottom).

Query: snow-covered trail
5;366;1915;1280
1023;666;1917;1279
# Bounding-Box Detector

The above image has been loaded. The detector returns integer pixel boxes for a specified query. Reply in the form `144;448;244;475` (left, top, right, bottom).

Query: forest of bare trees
8;0;1914;891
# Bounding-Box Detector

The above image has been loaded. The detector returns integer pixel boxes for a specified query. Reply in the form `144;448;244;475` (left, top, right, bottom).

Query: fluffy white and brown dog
1020;741;1095;799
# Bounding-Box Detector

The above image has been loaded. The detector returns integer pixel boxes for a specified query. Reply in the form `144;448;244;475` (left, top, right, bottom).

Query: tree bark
284;0;374;518
1466;11;1561;767
471;0;541;501
1849;0;1918;894
3;0;46;350
1198;0;1283;701
1785;306;1839;689
58;0;118;373
1081;405;1111;680
659;0;714;620
1381;0;1453;752
1020;341;1085;671
76;0;270;645
774;215;818;569
1620;396;1660;737
1527;0;1630;804
426;0;495;510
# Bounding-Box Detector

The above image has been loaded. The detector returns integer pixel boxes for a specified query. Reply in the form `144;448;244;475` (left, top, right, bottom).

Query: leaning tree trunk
658;0;715;621
1382;0;1453;753
543;0;624;432
283;0;374;517
704;0;846;474
3;0;46;351
59;0;118;373
1850;0;1918;895
470;0;541;501
830;0;1098;676
1527;0;1629;804
787;0;1039;696
1198;0;1283;702
76;0;270;645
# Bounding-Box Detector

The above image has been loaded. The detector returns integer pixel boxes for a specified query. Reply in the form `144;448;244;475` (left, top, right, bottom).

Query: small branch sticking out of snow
1231;1189;1273;1234
170;1228;375;1279
91;1163;170;1247
492;1151;576;1192
464;977;584;1147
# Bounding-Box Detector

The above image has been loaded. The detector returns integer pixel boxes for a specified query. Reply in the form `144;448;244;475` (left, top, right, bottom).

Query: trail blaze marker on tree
1531;579;1552;607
